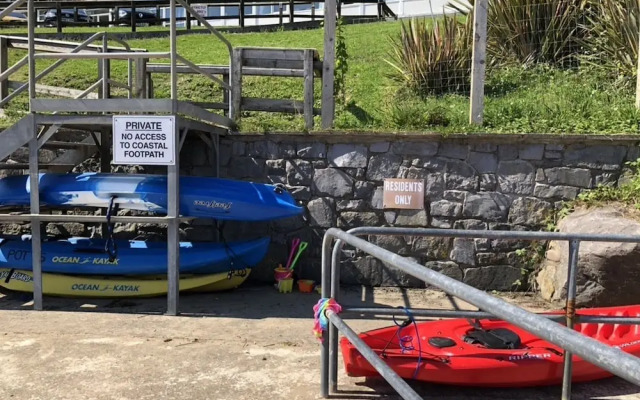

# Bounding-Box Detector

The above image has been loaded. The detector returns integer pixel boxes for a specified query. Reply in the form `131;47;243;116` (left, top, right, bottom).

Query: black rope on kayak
215;222;253;280
104;196;119;262
379;307;423;379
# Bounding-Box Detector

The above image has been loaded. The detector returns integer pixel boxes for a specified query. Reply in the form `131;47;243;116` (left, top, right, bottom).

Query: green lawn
1;21;639;133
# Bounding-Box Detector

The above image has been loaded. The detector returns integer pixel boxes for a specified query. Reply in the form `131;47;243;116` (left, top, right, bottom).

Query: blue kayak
0;235;270;275
0;173;303;221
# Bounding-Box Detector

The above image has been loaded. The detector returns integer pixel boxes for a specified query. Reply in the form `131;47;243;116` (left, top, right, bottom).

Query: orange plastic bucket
298;279;315;293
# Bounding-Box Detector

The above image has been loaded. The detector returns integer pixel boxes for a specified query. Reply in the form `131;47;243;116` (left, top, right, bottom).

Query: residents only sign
113;116;175;165
383;178;425;209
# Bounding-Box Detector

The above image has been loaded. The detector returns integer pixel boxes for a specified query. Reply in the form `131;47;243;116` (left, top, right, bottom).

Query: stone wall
4;133;637;291
182;133;640;290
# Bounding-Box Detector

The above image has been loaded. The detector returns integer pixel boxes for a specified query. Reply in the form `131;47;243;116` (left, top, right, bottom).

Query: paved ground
0;284;639;400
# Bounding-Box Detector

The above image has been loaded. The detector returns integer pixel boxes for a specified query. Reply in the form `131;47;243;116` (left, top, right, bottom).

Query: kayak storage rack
320;227;640;399
0;0;236;315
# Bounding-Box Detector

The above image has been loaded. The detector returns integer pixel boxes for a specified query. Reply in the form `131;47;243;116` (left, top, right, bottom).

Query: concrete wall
179;133;640;289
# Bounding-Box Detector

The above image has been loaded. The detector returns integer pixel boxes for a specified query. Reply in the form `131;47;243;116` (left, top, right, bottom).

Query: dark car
43;8;90;26
115;8;158;26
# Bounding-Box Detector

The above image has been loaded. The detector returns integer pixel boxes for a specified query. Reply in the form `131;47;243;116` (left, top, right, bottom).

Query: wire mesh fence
388;0;640;131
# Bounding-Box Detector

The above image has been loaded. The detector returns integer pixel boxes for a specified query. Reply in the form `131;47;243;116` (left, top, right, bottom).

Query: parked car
1;11;27;23
114;8;158;26
43;9;90;26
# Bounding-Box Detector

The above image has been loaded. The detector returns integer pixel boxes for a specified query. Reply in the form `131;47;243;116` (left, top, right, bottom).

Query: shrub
580;0;639;80
449;0;588;67
386;15;472;96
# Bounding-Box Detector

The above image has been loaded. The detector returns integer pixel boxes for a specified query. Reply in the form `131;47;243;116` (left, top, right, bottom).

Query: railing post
337;0;341;18
155;5;161;26
222;72;229;116
311;2;315;21
239;0;245;28
73;6;78;23
0;37;8;101
136;58;147;98
101;35;110;99
469;0;487;125
278;3;283;26
561;239;580;400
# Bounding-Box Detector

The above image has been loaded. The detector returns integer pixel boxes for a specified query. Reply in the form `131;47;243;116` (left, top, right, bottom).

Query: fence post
289;0;294;23
303;49;314;130
311;3;315;21
469;0;488;125
56;2;62;33
186;1;192;30
636;33;640;109
131;1;136;32
278;3;283;26
239;0;245;28
321;0;337;129
0;37;8;101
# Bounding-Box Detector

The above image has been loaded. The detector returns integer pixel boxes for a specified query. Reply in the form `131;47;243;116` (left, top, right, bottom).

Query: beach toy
288;241;308;272
285;238;301;269
277;278;294;293
298;279;315;293
274;265;292;281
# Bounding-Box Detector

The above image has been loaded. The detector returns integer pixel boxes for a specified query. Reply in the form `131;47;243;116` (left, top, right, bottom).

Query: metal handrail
174;0;233;114
0;31;105;108
320;227;640;399
0;0;25;21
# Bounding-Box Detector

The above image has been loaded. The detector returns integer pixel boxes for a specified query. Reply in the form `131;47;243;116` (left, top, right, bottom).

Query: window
225;6;239;16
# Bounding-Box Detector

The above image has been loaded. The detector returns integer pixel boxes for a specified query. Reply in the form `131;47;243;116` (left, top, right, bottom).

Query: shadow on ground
0;283;453;319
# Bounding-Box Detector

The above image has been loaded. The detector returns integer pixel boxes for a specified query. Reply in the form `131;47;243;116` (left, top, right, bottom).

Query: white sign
113;116;175;165
192;4;208;17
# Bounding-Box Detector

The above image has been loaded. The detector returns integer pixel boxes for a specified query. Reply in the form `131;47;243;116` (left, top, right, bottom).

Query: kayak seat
464;328;521;350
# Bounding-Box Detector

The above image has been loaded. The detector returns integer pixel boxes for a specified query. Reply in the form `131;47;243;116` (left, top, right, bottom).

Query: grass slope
1;20;638;133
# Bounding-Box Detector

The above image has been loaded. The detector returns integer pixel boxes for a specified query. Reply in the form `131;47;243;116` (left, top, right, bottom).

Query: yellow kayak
0;268;240;298
187;269;251;292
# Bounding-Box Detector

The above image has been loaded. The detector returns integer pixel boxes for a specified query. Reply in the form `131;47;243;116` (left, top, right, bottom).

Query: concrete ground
1;284;639;400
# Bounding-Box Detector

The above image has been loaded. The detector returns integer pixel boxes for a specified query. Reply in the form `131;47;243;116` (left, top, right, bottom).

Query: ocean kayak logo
70;283;140;292
193;200;232;211
51;256;119;265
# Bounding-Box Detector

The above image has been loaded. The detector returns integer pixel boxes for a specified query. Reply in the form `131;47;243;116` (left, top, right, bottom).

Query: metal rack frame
0;0;232;315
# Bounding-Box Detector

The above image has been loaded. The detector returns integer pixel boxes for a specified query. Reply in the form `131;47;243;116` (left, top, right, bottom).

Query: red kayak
340;305;640;387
